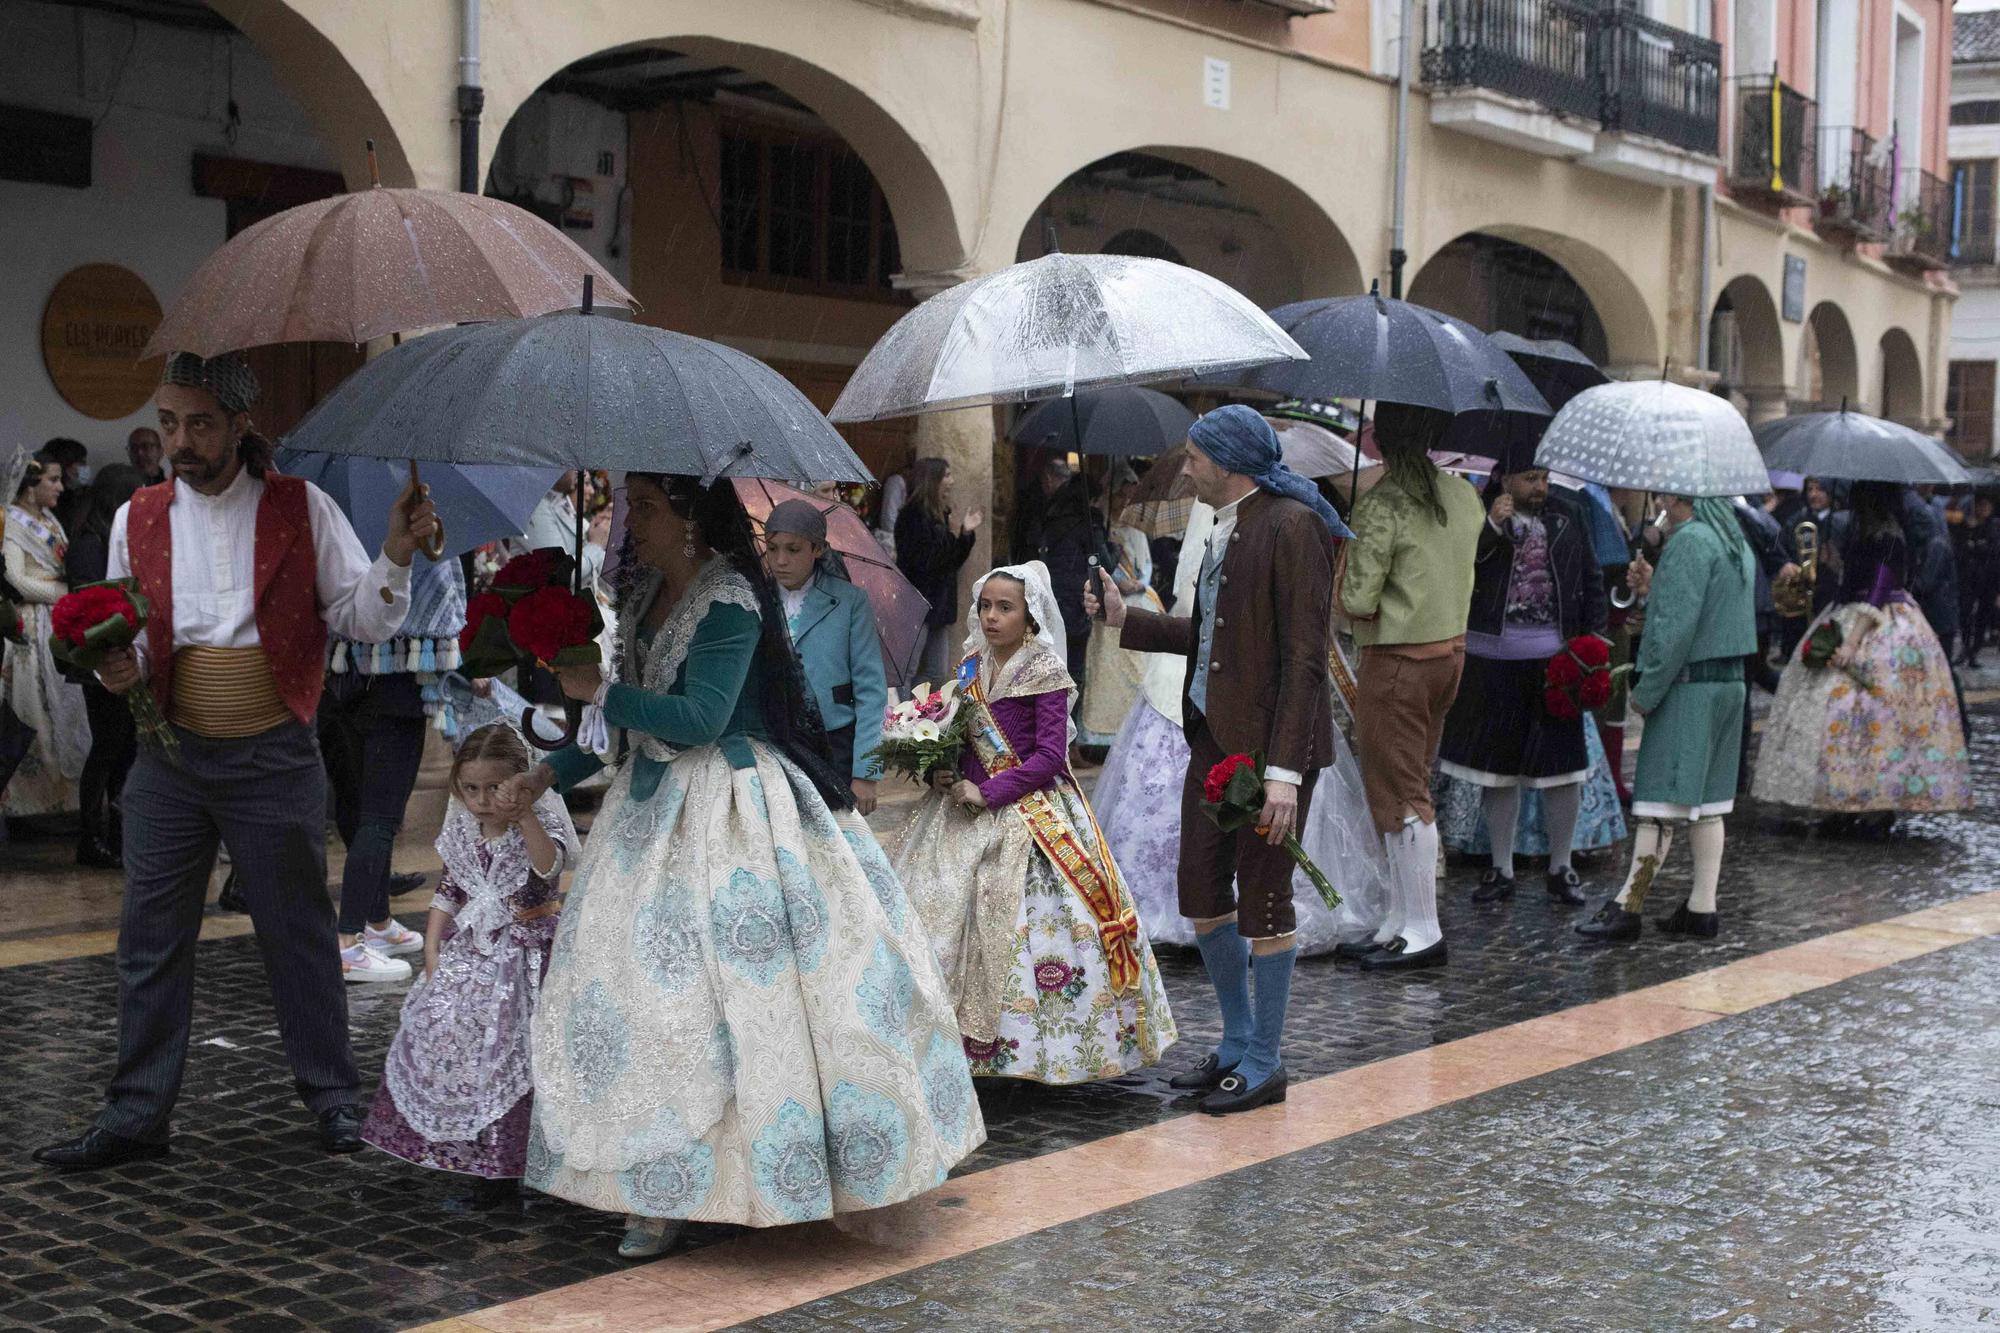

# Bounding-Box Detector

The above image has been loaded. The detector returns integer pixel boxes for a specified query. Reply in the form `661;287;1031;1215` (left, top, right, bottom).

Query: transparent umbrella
829;252;1305;421
1534;380;1768;498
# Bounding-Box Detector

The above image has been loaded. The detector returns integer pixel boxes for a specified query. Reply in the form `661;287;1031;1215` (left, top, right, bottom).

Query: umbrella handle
521;698;582;751
409;460;447;561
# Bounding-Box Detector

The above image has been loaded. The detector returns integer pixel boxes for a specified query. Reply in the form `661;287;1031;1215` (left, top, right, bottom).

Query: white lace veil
1;445;33;516
961;560;1069;663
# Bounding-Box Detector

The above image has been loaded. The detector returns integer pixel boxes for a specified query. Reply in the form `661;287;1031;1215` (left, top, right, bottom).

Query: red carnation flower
507;585;596;663
1203;752;1258;804
51;585;138;648
493;550;555;590
460;591;508;653
1544;636;1609;721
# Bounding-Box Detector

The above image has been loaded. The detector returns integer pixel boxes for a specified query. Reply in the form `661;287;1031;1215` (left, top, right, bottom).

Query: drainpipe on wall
457;0;483;193
1697;184;1713;377
1389;0;1412;297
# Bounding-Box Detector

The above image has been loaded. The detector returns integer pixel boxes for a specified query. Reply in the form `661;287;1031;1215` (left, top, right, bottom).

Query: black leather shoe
1167;1052;1237;1091
1197;1064;1287;1115
389;871;429;896
1333;937;1387;961
1660;902;1720;939
215;871;248;913
1575;899;1641;942
1358;936;1448;971
33;1126;169;1171
318;1105;364;1154
75;836;122;870
1471;869;1515;904
1545;867;1587;906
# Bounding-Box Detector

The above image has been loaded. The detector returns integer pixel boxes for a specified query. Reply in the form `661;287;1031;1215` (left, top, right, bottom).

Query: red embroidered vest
126;474;327;724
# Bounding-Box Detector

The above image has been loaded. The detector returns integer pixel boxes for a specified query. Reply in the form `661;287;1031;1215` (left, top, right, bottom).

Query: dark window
1951;100;2000;126
0;104;91;188
716;121;901;297
1952;159;1997;265
1948;361;1996;454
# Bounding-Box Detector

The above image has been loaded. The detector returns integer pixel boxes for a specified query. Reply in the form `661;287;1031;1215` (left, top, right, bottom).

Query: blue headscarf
1186;404;1353;539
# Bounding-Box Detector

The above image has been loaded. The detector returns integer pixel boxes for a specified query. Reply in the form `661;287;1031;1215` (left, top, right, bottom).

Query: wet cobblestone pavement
1;716;1996;1331
740;936;2000;1333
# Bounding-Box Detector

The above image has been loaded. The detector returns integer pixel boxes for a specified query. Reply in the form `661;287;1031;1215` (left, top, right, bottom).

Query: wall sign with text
41;263;165;420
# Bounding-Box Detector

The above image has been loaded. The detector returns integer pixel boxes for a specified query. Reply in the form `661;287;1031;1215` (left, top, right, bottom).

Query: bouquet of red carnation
1199;751;1340;911
1544;635;1613;721
1800;619;1872;688
49;579;176;756
457;547;601;679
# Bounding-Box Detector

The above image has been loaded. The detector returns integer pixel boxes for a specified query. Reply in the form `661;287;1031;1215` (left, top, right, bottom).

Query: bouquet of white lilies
866;680;966;785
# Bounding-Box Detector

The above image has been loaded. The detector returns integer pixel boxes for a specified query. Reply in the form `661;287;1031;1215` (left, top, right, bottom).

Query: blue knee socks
1194;921;1253;1069
1236;946;1297;1087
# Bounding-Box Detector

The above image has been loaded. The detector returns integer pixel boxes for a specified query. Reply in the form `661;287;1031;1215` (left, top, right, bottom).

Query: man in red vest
34;351;438;1170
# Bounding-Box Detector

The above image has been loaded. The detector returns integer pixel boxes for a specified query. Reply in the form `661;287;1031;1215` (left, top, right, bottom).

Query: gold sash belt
170;646;292;738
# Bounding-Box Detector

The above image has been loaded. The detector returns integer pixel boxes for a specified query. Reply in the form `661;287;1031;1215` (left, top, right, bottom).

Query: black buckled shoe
1166;1052;1237;1091
1358;936;1448;971
33;1126;170;1171
1471;869;1516;904
1197;1064;1287;1115
318;1105;364;1154
1575;899;1641;943
1545;867;1587;906
1333;937;1388;961
1660;902;1720;939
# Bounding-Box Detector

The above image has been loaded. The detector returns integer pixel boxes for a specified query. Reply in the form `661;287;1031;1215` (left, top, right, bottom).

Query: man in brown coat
1087;405;1344;1114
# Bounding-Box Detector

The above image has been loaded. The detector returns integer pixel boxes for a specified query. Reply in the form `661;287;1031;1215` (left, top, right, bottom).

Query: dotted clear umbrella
829;252;1306;421
1534;380;1769;498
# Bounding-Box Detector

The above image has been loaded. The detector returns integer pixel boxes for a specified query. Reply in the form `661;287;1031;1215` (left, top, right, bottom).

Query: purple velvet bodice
959;688;1070;809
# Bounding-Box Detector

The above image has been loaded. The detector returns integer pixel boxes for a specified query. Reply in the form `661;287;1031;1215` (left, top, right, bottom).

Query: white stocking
1386;817;1443;952
1372;828;1407;945
1612;820;1674;912
1687;817;1725;913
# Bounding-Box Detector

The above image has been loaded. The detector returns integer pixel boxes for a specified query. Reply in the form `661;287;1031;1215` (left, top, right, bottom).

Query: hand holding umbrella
380;477;442;567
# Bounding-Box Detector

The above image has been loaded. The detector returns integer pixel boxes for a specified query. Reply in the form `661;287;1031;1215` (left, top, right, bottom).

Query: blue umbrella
274;446;560;560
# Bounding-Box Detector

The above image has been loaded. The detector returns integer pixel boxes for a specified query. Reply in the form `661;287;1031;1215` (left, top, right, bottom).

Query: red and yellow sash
961;657;1143;996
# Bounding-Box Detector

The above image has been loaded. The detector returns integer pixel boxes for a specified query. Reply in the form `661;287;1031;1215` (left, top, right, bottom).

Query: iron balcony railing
1595;7;1721;156
1813;127;1890;240
1422;0;1723;157
1888;167;1952;268
1728;77;1817;204
1422;0;1602;124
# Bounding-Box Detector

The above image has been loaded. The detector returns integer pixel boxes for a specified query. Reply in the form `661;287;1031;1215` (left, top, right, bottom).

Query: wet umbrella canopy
1233;291;1551;418
1534;380;1768;498
145;187;636;358
1754;410;1971;486
829;252;1305;420
283;310;872;485
1489;332;1609;413
1012;386;1195;457
273;448;560;562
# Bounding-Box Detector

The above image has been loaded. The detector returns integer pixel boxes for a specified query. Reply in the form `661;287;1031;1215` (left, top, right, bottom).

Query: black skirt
1438;652;1589;786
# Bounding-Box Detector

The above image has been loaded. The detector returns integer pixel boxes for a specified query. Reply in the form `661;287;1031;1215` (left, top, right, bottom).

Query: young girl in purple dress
362;724;579;1206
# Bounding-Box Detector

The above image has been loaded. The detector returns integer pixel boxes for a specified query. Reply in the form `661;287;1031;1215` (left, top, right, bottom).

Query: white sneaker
364;920;425;956
341;943;412;983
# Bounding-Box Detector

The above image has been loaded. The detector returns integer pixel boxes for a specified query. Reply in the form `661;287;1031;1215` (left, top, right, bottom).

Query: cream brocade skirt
893;780;1176;1085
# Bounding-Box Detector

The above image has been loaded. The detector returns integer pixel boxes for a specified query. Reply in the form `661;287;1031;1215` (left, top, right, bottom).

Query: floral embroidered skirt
1095;699;1389;955
1434;715;1628;857
526;741;984;1225
893;778;1176;1084
1753;602;1971;814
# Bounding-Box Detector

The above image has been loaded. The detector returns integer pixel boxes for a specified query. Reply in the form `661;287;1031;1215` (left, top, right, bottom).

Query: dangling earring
682;523;698;559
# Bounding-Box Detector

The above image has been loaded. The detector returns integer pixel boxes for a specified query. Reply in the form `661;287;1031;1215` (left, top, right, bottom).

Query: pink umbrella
734;479;932;689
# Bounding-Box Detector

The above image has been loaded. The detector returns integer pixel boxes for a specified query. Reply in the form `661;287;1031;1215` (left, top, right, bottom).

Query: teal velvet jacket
787;571;885;779
546;599;768;803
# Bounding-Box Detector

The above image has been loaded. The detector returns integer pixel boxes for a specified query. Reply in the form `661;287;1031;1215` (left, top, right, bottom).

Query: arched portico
1877;327;1925;426
1802;302;1861;410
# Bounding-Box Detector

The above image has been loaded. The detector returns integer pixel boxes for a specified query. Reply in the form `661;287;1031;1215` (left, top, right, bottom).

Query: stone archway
1802;302;1861;410
1408;231;1612;367
1409;225;1660;371
1878;327;1924;425
1710;274;1787;422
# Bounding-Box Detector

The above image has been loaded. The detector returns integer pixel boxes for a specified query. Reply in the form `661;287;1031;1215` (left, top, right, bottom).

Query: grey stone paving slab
0;718;1996;1330
734;938;2000;1333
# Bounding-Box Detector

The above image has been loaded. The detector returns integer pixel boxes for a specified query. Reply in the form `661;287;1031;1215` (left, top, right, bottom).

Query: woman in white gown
3;457;89;817
1092;503;1388;955
512;475;982;1258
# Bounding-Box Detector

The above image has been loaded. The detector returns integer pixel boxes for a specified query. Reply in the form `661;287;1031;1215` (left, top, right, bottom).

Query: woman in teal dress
1577;496;1755;945
510;475;983;1258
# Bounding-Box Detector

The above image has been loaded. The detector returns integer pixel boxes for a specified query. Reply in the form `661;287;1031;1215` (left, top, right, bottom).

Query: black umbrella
1753;409;1970;485
285;304;871;485
1231;289;1552;418
1011;386;1195;457
1490;332;1610;413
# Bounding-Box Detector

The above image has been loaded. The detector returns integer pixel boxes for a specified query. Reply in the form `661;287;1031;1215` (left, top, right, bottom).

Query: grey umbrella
1490;332;1609;413
284;306;871;484
1012;386;1195;457
1231;290;1552;418
1754;410;1971;486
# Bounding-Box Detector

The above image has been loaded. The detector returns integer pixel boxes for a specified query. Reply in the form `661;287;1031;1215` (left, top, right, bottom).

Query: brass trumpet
1772;520;1817;619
